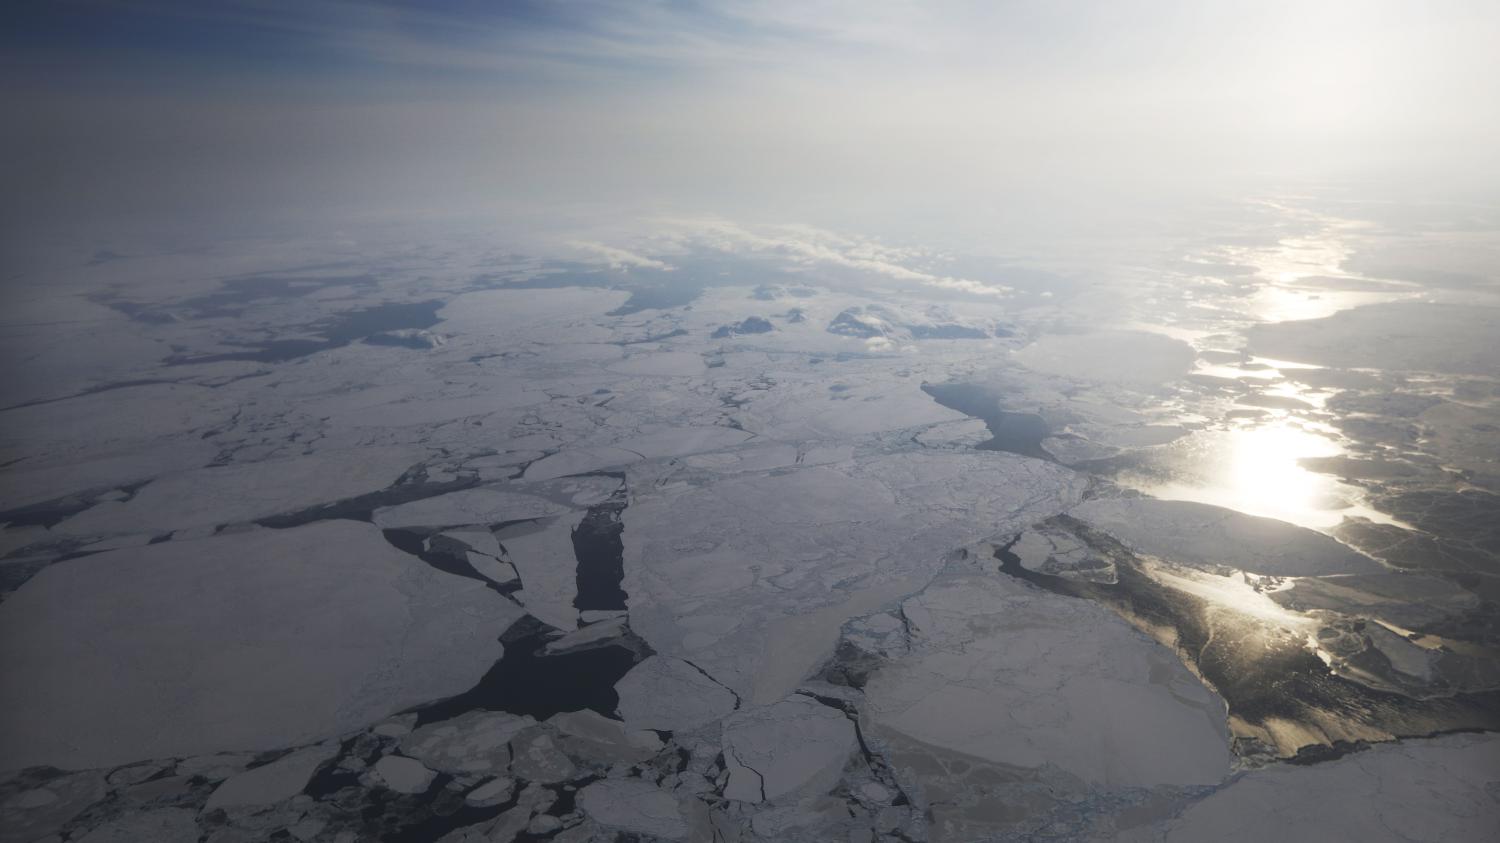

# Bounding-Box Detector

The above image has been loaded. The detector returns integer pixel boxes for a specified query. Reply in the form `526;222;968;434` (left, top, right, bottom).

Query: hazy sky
5;1;1499;244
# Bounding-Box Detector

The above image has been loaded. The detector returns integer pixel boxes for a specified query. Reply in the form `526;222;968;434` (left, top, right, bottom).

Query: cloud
658;218;1012;296
567;241;674;271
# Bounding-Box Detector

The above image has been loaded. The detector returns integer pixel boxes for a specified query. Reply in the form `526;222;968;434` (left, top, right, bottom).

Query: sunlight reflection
1120;419;1397;531
1140;559;1313;631
1244;284;1399;322
1198;208;1410;324
1193;362;1278;380
1225;423;1341;522
1261;380;1330;408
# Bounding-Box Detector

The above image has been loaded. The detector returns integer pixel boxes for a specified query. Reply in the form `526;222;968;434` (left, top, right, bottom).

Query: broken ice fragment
399;711;533;775
204;744;338;810
720;696;856;803
613;656;738;732
577;778;690;839
371;755;436;795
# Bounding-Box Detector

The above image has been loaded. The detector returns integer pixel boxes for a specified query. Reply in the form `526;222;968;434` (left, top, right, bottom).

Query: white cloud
659;218;1011;296
566;241;674;271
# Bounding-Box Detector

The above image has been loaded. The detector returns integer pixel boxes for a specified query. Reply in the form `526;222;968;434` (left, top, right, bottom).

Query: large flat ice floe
722;695;858;803
1013;330;1197;385
0;520;523;769
1124;733;1500;843
864;570;1233;790
622;450;1088;701
55;446;426;536
613;655;740;732
576;777;691;839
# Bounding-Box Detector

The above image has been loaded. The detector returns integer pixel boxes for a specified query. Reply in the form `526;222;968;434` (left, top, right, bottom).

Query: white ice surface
372;755;436;794
0;520;523;770
55;446;425;535
499;514;584;630
204;743;338;810
577;778;690;839
864;570;1233;789
1013;330;1196;385
613;656;739;732
1130;733;1500;843
721;695;857;803
623;451;1087;701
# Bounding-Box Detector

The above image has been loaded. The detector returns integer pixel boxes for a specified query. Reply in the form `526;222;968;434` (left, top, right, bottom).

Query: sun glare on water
1223;423;1342;524
1128;418;1397;532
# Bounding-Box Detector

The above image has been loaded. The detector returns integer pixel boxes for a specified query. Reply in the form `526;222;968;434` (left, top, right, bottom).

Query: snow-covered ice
0;520;522;769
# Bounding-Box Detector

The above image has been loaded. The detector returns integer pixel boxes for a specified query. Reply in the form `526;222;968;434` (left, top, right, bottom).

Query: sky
4;0;1499;248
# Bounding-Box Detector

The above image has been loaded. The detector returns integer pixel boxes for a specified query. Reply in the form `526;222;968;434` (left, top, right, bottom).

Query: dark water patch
493;254;805;316
0;479;151;531
92;272;377;323
483;263;610;292
609;286;701;315
166;301;443;365
322;302;442;344
413;616;646;725
816;640;887;691
174;273;380;319
538;776;599;820
921;383;1052;459
489;517;543;536
1059;449;1154;480
386;783;510;843
87;293;182;324
0;496;98;531
255;476;478;529
607;253;784;315
995;517;1500;759
572;486;628;612
302;751;512;843
0;555;58;600
490;261;706;316
303;735;367;800
382;529;492;585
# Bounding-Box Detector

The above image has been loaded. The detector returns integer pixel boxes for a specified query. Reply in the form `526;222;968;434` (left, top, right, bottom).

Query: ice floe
0;520;522;769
